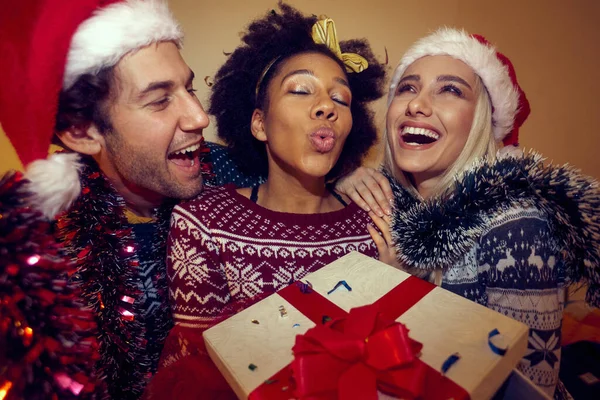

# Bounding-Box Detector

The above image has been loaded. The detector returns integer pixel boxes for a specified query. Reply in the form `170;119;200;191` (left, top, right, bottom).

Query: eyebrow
437;74;472;90
280;69;349;88
136;70;195;101
397;74;472;90
397;74;419;85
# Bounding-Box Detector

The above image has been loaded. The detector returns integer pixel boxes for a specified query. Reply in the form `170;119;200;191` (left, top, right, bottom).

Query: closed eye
149;97;171;109
440;84;463;97
332;97;349;106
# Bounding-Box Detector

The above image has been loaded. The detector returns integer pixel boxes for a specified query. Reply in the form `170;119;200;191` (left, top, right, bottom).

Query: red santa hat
388;27;530;147
0;0;183;218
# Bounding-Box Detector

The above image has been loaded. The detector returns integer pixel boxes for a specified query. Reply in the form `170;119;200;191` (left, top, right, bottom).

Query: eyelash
396;84;415;95
151;97;170;107
440;84;463;97
396;83;464;98
150;88;197;109
333;97;349;106
290;90;349;106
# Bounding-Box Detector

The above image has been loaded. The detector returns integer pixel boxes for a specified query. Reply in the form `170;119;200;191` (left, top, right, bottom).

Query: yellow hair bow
311;17;368;73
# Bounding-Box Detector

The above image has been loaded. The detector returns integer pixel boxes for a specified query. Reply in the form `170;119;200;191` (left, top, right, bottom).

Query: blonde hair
383;75;500;199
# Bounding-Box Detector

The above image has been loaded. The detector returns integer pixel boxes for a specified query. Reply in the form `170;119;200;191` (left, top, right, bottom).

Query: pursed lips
310;127;336;153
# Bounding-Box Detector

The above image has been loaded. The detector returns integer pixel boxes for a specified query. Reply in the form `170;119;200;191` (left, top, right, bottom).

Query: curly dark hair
209;2;386;181
53;67;116;145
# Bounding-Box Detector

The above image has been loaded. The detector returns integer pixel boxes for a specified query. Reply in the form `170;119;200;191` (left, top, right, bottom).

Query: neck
95;156;164;218
258;170;339;214
410;172;442;200
112;181;163;217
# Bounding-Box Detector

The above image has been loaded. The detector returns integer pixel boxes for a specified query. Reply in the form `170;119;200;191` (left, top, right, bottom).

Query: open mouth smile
168;142;202;170
399;126;441;149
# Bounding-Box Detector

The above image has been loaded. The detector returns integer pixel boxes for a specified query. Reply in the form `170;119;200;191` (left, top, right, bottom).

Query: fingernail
385;208;392;215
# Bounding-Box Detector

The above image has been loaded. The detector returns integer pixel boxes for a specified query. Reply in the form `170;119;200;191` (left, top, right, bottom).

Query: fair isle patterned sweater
167;184;378;330
388;154;600;398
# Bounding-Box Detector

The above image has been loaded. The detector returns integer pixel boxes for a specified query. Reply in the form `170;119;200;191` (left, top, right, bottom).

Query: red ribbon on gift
249;276;469;400
292;304;426;400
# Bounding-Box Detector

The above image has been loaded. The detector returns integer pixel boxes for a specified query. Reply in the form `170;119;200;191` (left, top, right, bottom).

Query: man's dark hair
209;2;386;181
53;66;116;144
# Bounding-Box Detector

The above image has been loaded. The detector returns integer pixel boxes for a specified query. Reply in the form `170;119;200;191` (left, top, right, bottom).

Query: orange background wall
2;0;599;178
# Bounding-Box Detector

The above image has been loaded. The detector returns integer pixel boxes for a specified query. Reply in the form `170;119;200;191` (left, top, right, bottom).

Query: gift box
203;252;529;399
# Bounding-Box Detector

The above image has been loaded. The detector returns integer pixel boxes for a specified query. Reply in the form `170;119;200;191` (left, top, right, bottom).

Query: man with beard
0;1;213;398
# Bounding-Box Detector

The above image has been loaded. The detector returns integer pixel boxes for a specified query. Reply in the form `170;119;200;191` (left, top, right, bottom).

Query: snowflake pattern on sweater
167;185;378;329
388;152;600;398
440;206;564;396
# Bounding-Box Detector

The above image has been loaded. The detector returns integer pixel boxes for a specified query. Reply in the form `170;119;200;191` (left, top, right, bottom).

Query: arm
145;205;235;399
335;167;394;217
160;205;231;369
167;206;230;331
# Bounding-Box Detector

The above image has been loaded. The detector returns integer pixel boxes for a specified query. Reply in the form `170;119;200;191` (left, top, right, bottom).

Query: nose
180;95;210;132
406;91;432;117
311;96;338;121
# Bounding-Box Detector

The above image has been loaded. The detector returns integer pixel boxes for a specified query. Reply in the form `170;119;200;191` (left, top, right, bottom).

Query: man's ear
55;124;104;155
250;109;267;142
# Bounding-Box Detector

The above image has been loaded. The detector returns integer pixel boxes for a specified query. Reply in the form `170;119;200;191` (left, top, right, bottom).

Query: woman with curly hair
146;3;386;397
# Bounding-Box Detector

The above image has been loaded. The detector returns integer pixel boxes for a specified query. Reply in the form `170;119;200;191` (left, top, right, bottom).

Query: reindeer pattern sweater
388;153;600;398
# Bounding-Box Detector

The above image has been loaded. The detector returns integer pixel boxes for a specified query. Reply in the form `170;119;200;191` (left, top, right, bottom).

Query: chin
299;159;337;178
158;180;204;200
179;183;204;200
394;158;428;175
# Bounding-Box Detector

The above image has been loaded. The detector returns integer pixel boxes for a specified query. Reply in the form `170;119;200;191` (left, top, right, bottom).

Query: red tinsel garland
54;143;211;399
0;171;98;400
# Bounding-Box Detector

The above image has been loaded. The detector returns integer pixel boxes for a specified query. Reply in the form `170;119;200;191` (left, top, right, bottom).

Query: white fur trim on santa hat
63;0;183;90
24;153;82;219
387;27;519;142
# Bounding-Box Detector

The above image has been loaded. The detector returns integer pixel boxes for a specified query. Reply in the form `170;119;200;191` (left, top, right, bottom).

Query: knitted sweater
205;141;266;188
388;153;600;398
167;184;379;329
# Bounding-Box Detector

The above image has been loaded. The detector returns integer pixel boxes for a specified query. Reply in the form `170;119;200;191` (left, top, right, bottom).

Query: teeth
401;126;439;140
172;143;201;156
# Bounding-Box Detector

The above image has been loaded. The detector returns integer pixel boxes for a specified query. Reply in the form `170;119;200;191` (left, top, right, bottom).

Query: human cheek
448;107;474;142
386;99;405;129
338;111;352;139
385;108;401;148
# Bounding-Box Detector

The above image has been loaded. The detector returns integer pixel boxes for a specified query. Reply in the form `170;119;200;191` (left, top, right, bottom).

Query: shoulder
482;203;549;234
170;185;238;229
205;141;265;187
479;205;557;255
173;185;232;215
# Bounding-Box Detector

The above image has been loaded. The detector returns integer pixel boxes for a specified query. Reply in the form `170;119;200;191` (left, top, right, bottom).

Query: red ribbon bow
291;304;427;400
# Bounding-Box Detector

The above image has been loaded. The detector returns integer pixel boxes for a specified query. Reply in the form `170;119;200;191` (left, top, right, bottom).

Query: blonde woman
344;28;600;398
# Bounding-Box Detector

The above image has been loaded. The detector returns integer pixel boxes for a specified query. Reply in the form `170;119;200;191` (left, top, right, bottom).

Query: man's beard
104;132;204;201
